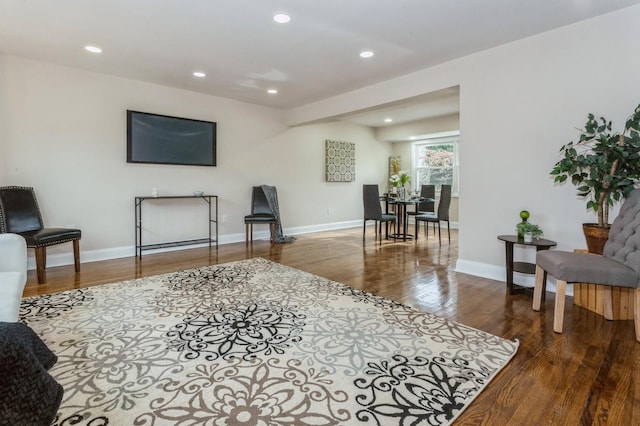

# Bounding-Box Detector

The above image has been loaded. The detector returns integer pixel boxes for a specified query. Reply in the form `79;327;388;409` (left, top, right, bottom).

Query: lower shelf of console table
135;195;218;258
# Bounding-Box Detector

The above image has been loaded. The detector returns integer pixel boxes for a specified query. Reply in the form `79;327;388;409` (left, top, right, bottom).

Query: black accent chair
363;184;396;242
244;186;277;243
415;184;452;245
0;186;81;284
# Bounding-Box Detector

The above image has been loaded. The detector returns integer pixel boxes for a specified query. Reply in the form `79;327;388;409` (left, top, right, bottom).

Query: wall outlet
222;214;228;223
326;207;332;216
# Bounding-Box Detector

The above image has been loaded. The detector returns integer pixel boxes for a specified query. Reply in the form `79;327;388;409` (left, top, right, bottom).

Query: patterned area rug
21;258;518;425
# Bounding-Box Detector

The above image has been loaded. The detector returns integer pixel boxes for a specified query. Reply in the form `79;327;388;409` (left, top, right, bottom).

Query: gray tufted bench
532;188;640;342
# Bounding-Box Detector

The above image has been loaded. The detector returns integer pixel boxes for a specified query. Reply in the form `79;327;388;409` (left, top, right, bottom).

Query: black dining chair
363;184;396;242
244;186;277;243
415;184;452;245
0;186;81;284
407;184;435;217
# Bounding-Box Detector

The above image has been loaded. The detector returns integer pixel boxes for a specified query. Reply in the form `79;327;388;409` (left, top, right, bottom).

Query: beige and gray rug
20;257;518;425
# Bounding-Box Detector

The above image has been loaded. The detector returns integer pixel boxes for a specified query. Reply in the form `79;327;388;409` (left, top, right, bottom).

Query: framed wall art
325;139;355;182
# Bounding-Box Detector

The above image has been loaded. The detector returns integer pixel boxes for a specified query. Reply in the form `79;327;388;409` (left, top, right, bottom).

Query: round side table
497;235;557;295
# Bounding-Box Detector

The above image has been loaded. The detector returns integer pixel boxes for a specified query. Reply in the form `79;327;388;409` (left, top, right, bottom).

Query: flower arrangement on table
390;170;411;188
390;170;411;199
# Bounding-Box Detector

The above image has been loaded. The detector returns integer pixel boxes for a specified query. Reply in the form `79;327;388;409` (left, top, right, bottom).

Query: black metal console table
135;195;218;258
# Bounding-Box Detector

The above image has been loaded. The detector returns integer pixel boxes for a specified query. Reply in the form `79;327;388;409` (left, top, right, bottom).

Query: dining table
381;195;434;241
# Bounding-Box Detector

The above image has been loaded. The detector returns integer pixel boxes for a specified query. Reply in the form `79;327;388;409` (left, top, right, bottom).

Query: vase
523;232;533;243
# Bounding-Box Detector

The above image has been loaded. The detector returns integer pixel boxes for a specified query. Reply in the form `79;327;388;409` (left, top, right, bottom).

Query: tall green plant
551;104;640;227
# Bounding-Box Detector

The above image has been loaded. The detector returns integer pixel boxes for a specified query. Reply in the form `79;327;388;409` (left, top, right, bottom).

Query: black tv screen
127;110;216;166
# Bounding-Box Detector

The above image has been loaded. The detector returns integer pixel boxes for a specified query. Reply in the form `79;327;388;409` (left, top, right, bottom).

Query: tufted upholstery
533;188;640;342
603;188;640;277
0;186;81;284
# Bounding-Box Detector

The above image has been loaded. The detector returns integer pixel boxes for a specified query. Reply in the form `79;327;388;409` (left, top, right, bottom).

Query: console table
135;195;218;258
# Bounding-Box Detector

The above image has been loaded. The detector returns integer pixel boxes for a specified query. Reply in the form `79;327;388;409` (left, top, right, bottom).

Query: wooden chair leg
245;224;250;243
34;246;46;284
634;288;640;343
73;240;80;273
603;286;614;321
437;222;441;246
532;265;545;311
553;279;568;333
270;223;276;242
250;224;254;242
447;221;450;243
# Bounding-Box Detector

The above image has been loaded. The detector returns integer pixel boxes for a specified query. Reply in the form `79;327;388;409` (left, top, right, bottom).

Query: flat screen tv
127;110;216;166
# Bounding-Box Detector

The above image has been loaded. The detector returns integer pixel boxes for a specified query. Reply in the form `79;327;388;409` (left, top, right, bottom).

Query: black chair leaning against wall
363;184;396;242
0;186;81;284
415;184;452;245
532;187;640;342
244;186;277;243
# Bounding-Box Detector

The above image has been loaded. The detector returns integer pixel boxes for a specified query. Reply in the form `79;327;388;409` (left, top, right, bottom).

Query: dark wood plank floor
23;227;640;425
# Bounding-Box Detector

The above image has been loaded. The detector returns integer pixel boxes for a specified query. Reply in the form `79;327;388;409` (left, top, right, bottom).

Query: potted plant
390;170;411;199
550;104;640;253
516;222;543;243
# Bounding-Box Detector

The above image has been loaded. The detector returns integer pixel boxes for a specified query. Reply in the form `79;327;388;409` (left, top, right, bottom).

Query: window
412;132;459;194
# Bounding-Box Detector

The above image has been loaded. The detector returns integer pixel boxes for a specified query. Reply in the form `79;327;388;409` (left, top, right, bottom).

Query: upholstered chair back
603;188;640;277
0;187;44;234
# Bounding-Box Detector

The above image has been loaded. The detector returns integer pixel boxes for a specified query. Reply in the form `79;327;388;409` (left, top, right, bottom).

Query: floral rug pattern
20;258;518;425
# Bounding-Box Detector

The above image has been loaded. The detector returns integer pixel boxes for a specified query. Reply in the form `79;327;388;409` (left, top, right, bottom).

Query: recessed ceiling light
409;136;417;140
360;50;374;58
273;13;291;23
84;45;102;54
193;71;206;78
267;89;278;94
384;118;393;123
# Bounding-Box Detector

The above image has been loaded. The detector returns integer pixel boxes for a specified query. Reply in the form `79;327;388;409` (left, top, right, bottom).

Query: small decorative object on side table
497;235;557;295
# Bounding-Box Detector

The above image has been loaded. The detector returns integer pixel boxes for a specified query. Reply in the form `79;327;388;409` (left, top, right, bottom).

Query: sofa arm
0;234;27;273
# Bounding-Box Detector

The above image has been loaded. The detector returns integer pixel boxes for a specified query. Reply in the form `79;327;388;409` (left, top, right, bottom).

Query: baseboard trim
26;220;363;270
455;258;566;295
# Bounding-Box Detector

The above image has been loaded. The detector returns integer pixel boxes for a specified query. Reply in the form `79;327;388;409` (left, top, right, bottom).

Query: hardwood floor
23;227;639;425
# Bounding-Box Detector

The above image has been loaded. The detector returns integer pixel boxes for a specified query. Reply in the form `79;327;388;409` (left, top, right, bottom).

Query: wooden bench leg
532;265;545;311
73;240;80;273
603;286;613;321
35;246;46;284
635;288;640;343
553;279;567;333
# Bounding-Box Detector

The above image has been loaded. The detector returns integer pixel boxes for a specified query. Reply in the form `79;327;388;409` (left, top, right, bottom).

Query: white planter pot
524;232;533;243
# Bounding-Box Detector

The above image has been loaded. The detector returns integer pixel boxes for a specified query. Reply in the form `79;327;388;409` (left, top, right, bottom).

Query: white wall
285;5;640;281
2;56;391;265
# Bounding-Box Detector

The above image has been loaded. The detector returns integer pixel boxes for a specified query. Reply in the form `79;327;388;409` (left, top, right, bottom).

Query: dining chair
414;184;451;245
0;186;81;284
244;186;277;243
533;187;640;342
363;184;396;242
407;184;435;229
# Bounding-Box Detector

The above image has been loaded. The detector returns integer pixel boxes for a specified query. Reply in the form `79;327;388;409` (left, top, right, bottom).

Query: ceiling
1;0;639;126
